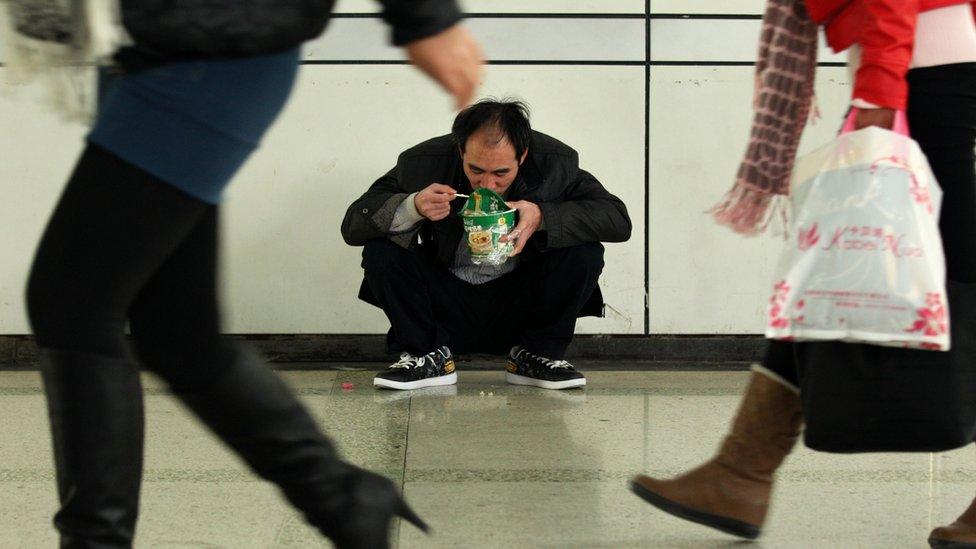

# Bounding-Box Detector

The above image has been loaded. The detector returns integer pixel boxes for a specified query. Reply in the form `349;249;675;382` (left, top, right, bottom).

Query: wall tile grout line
328;13;763;19
333;12;646;19
0;61;841;67
650;13;763;19
289;61;847;67
644;0;651;335
297;60;647;66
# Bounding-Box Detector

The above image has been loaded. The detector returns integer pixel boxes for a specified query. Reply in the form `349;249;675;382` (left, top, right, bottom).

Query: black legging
764;62;976;385
27;143;227;390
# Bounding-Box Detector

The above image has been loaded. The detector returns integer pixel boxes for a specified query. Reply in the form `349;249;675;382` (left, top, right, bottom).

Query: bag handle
841;108;910;136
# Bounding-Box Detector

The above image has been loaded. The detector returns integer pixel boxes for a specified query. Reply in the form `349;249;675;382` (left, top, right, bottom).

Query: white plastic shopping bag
766;111;949;350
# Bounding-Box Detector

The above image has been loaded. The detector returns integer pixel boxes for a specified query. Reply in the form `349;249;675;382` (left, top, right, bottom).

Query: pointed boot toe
930;518;976;547
631;468;762;540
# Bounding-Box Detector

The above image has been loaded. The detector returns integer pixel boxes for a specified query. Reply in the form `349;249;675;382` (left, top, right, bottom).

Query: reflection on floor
2;365;973;548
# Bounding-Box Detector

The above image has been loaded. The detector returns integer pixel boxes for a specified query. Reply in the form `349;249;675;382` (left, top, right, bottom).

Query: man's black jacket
341;131;632;317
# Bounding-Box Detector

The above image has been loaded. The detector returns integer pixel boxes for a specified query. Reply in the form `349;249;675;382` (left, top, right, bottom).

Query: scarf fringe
710;185;789;237
711;0;818;237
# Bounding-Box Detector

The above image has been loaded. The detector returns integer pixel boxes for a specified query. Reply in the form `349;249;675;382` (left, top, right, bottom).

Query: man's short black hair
452;98;531;160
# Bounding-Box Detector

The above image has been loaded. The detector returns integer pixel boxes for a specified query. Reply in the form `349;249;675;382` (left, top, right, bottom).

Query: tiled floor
2;365;974;548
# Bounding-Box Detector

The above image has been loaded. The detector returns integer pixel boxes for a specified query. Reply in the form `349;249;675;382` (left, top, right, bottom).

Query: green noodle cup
460;189;516;264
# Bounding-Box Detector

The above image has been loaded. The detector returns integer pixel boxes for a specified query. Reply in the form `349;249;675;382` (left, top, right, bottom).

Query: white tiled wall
650;19;846;63
303;18;646;62
219;65;646;334
650;0;764;14
647;66;852;333
0;4;855;335
0;80;87;334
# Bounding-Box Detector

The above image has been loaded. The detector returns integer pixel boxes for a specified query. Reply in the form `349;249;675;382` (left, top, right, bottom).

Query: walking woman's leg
26;144;211;548
907;63;976;549
127;208;427;549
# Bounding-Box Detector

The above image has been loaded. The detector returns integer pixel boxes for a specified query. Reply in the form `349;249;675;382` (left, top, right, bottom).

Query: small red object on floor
341;382;355;392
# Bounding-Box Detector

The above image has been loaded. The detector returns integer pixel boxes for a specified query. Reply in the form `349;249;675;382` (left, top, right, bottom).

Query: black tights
27;143;227;391
764;62;976;385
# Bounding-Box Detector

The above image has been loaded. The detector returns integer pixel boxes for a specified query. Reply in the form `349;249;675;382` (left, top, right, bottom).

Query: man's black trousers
362;238;605;360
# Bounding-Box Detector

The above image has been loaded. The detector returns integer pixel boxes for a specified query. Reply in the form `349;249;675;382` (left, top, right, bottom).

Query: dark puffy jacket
119;0;462;62
341;131;633;317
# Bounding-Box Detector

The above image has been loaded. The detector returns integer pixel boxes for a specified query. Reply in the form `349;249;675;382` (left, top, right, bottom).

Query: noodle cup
461;208;516;260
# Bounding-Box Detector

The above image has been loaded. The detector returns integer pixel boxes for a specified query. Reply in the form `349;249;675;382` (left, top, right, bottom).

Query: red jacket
805;0;976;109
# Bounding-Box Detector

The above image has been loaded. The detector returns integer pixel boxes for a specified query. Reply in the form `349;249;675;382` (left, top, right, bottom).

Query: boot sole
930;538;976;548
629;480;761;540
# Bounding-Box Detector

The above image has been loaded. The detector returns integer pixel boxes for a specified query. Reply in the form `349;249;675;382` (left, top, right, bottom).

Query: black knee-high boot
39;350;144;549
170;345;426;549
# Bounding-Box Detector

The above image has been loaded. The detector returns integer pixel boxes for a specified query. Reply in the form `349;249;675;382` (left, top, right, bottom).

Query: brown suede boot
930;497;976;548
630;368;803;539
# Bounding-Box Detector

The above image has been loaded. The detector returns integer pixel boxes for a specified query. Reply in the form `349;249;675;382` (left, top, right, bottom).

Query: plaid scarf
0;0;127;121
711;0;819;235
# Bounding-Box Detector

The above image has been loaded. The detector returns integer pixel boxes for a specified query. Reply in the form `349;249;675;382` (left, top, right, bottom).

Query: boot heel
397;499;429;533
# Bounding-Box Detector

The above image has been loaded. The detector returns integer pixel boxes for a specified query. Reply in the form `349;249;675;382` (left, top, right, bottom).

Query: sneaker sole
505;372;585;390
374;372;458;391
629;479;761;540
372;384;459;403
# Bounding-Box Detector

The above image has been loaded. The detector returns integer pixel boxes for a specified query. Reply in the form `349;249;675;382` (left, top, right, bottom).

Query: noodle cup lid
460;188;510;216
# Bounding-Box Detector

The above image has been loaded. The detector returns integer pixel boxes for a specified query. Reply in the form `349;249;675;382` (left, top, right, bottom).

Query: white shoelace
389;353;426;369
518;349;572;370
546;360;572;370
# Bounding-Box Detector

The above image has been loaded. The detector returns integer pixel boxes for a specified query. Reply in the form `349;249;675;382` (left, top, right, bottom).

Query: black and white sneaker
374;347;457;390
506;346;586;390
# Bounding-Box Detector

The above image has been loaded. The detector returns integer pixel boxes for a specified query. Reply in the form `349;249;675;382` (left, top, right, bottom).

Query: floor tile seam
0;387;335;396
272;513;323;547
269;508;293;547
7;467;972;483
0;469;253;483
345;388;749;400
0;467;403;483
398;467;976;483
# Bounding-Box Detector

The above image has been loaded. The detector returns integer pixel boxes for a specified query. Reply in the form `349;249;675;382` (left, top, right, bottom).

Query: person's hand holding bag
854;107;896;130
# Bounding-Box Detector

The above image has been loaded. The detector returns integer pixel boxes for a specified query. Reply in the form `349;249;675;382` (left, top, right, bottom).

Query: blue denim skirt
89;48;301;204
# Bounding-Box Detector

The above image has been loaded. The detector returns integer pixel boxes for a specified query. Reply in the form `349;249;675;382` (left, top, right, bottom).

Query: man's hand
501;200;543;256
854;107;896;130
414;183;457;221
405;25;484;109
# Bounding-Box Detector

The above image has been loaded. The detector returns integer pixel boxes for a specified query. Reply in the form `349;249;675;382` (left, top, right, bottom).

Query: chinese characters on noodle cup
460;188;516;266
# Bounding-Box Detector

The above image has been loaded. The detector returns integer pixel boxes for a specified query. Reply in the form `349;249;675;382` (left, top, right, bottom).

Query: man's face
461;129;527;196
